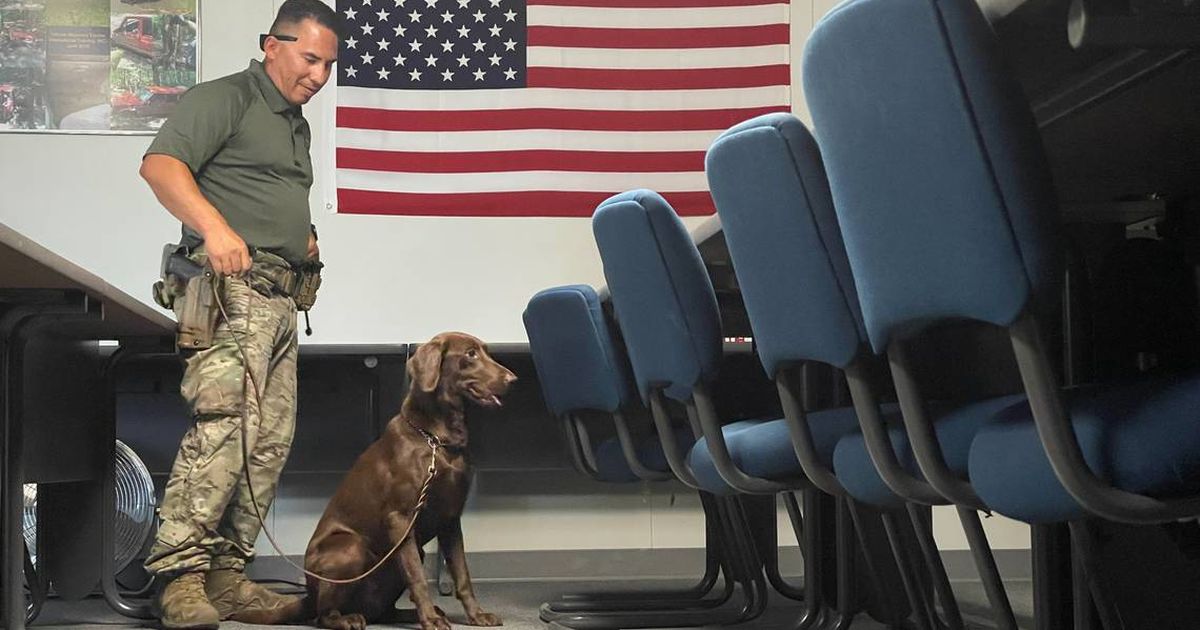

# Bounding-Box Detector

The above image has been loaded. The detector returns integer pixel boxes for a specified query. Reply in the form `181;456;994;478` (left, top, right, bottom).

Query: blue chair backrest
592;190;722;403
706;112;866;374
802;0;1061;352
523;285;636;416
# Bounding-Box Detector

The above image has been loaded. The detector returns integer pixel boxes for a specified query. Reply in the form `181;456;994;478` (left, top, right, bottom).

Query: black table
0;222;174;629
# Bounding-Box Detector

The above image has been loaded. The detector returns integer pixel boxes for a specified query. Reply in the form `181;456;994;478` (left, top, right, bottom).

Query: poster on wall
0;0;197;133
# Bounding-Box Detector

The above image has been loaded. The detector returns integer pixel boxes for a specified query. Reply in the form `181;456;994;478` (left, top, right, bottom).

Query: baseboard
246;547;1031;584
941;548;1031;581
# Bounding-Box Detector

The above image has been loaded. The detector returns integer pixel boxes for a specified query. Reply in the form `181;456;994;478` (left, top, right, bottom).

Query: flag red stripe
526;24;788;48
527;65;788;90
334;4;790;217
338;148;707;173
336;105;789;132
529;0;785;5
337;189;715;217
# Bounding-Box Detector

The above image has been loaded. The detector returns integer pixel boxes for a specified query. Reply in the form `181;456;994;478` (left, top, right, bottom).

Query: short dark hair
270;0;343;40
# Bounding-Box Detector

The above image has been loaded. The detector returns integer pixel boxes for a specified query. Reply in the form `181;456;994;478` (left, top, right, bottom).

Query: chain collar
405;417;468;453
406;418;443;449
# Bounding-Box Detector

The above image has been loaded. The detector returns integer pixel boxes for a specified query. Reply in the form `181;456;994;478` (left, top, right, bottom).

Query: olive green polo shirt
147;60;313;265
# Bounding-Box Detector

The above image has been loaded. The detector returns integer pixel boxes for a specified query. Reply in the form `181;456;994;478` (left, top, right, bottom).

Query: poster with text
0;0;197;132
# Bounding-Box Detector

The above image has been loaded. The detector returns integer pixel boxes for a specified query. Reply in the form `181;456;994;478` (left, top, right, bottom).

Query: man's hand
307;231;320;261
204;223;252;276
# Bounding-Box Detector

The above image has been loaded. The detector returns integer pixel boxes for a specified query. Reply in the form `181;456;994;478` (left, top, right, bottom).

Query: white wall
0;0;840;347
0;0;612;346
0;0;1031;553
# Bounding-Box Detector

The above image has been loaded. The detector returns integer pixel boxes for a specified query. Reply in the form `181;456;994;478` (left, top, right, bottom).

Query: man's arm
140;154;251;276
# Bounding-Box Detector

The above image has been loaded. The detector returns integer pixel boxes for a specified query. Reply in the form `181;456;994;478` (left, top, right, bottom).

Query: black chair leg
957;506;1018;630
100;346;160;621
23;538;47;624
3;318;30;630
722;494;771;623
785;489;805;542
540;493;734;617
1068;520;1122;630
544;494;769;629
847;499;909;626
882;510;936;630
556;540;722;602
744;493;805;601
1071;540;1098;630
815;497;859;630
787;489;829;630
1032;523;1073;630
906;503;964;630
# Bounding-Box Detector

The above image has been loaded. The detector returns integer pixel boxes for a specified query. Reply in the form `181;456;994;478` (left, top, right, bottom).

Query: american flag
334;0;791;217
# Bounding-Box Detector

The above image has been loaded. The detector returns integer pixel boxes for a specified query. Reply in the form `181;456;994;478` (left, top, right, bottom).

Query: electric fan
23;440;157;573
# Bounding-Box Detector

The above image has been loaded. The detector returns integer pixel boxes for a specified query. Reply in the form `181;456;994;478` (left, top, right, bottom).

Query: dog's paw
466;611;502;626
419;615;452;630
319;610;367;630
382;606;447;625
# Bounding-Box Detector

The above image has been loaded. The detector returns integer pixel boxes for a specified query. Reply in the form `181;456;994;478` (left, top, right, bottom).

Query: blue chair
524;285;680;485
804;0;1200;623
523;284;753;629
593;189;909;629
593;191;825;496
705;111;1015;630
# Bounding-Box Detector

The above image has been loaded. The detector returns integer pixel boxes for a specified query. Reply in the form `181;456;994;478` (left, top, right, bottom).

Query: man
138;1;339;627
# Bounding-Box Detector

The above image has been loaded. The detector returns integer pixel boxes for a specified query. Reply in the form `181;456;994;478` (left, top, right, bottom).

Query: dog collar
407;418;453;448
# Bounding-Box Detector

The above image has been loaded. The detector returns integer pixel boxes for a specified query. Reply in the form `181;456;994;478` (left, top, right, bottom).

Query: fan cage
23;439;157;574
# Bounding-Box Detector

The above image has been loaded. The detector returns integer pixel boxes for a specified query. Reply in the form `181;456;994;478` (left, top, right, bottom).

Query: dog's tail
226;593;312;626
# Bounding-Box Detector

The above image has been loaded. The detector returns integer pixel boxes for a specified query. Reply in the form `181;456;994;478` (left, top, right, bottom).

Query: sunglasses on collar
259;33;298;51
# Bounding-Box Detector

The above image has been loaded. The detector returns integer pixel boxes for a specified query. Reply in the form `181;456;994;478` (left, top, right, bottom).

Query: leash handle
211;280;436;585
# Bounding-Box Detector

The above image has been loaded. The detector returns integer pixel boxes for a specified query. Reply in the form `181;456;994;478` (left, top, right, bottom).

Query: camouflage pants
145;276;298;576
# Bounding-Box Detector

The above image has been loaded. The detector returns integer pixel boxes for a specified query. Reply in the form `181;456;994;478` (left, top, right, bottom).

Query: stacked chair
524;285;806;628
587;189;919;629
524;0;1200;627
524;285;685;487
800;0;1200;627
704;111;1018;630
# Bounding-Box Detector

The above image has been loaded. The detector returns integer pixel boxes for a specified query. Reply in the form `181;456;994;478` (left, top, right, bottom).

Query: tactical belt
154;244;323;350
245;249;302;298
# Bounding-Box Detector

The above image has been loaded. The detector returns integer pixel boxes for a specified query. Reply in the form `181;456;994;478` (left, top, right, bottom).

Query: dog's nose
504;371;518;385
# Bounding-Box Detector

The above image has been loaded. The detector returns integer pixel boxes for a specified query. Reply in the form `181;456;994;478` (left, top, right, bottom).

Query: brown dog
251;332;515;630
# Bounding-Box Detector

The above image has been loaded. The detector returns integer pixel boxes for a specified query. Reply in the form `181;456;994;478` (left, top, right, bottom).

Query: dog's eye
466;349;478;360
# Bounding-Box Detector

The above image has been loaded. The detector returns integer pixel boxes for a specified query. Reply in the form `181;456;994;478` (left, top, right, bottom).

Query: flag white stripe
335;1;793;214
336;85;789;110
336;168;710;193
526;44;788;69
525;4;788;29
335;127;730;152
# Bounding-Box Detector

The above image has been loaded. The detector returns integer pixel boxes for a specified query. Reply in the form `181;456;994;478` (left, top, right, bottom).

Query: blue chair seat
594;426;695;484
834;395;1025;508
970;373;1200;523
688;408;865;495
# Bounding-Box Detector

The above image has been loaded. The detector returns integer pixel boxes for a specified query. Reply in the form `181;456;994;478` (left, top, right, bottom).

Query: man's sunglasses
259;33;298;51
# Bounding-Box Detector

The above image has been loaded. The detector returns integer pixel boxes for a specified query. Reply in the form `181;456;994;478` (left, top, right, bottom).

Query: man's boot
205;568;303;623
158;572;220;630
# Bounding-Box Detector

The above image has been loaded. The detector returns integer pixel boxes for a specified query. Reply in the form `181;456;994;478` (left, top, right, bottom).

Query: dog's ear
408;338;445;395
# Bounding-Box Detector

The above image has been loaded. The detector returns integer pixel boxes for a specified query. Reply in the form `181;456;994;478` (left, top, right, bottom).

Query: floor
30;576;1037;630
